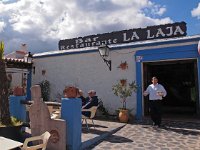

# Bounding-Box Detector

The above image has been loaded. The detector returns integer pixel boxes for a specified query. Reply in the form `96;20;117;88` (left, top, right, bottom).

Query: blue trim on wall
135;43;200;119
136;44;199;61
26;68;32;100
34;49;97;58
112;36;200;52
136;61;143;120
34;36;200;59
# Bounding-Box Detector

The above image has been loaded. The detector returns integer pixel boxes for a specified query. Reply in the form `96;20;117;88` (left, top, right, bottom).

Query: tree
112;79;138;110
0;41;11;125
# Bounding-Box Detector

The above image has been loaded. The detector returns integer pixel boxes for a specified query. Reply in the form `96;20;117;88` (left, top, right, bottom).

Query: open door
143;59;199;117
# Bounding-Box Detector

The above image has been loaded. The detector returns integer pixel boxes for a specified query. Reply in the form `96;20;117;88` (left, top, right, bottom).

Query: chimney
21;43;27;52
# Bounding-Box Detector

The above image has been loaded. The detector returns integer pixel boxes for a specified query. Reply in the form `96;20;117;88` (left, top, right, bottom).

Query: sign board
59;22;187;50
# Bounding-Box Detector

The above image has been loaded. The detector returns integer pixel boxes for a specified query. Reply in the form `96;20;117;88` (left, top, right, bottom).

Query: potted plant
39;80;50;101
112;79;138;123
0;41;22;141
13;86;24;96
63;85;78;98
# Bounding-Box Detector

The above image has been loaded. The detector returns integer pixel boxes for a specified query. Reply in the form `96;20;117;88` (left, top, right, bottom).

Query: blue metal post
9;96;26;122
61;98;82;150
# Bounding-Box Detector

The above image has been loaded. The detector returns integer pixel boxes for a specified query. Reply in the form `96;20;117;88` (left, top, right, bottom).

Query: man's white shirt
145;83;167;100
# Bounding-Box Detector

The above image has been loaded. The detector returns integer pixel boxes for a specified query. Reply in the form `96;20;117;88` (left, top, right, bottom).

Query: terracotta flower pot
63;86;78;98
13;86;24;96
118;109;129;123
120;79;127;86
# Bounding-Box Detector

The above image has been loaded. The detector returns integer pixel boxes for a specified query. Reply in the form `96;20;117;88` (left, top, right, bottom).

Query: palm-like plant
0;41;11;125
112;79;138;110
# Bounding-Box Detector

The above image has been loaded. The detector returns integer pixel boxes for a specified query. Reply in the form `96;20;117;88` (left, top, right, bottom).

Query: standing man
144;77;167;127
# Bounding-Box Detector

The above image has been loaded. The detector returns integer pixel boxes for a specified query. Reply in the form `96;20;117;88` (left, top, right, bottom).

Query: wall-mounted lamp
98;45;112;71
24;52;33;63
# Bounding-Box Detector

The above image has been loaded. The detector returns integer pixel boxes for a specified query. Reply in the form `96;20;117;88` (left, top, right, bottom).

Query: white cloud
0;0;172;53
154;7;166;16
0;21;6;32
111;0;152;7
158;7;166;15
191;3;200;19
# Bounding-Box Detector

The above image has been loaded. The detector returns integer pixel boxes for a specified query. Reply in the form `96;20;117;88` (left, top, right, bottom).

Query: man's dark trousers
149;100;162;126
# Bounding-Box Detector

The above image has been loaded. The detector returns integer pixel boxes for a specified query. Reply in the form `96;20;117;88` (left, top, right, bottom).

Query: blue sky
151;0;200;36
0;0;200;54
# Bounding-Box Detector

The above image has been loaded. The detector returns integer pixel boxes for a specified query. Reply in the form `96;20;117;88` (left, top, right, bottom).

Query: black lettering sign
58;22;187;50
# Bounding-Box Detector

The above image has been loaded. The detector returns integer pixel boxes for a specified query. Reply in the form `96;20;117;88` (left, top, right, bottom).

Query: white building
32;23;200;119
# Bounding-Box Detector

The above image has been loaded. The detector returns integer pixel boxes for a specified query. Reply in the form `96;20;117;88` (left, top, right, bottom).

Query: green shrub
39;80;50;101
0;116;22;127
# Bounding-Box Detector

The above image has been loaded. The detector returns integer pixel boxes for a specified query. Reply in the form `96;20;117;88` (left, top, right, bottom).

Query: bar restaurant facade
32;22;200;119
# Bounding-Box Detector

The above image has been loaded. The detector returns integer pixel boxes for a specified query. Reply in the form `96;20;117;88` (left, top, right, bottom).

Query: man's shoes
152;122;167;129
152;123;161;128
152;122;158;126
159;124;167;128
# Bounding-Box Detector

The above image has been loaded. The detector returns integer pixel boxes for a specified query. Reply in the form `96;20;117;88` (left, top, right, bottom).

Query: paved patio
24;117;200;150
85;119;200;150
81;119;125;149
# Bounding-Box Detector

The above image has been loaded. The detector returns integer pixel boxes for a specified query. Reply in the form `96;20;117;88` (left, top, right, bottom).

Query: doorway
143;59;199;117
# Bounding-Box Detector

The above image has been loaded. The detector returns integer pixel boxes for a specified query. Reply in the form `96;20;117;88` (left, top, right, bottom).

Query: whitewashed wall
32;48;137;115
11;73;22;88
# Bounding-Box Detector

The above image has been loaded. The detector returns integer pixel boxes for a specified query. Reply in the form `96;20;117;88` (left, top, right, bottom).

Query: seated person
77;89;86;106
82;90;99;117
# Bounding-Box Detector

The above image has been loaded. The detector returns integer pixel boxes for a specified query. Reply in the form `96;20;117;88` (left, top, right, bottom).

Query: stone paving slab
88;120;200;150
81;119;125;150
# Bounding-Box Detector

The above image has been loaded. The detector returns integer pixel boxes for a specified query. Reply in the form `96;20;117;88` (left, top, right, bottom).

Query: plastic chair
82;106;98;131
51;110;61;119
47;105;61;119
20;131;51;150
